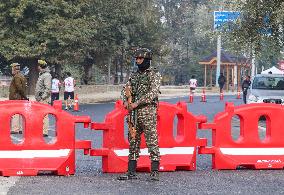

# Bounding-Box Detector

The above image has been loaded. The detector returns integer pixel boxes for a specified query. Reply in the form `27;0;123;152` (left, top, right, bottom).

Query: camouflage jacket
121;67;161;107
9;72;27;100
35;67;52;102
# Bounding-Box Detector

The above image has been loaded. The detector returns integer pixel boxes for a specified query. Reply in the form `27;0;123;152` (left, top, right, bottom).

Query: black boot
149;161;159;181
117;160;138;180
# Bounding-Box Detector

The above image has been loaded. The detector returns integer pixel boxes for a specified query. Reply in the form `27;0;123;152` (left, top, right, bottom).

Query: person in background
51;73;61;105
189;75;197;95
63;72;75;110
35;60;52;137
242;75;251;104
218;73;226;93
9;62;28;134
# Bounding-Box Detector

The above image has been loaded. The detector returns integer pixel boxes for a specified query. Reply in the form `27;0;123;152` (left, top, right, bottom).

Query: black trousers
219;84;224;93
243;88;248;104
51;93;59;105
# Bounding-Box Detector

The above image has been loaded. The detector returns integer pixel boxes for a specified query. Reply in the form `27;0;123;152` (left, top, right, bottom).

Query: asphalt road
2;95;284;195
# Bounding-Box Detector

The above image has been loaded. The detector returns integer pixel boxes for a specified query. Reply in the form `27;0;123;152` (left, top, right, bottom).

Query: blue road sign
259;13;272;35
214;11;240;30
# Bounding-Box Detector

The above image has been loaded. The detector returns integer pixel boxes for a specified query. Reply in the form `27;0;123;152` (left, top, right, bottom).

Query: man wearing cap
118;48;161;181
9;63;28;134
35;60;52;137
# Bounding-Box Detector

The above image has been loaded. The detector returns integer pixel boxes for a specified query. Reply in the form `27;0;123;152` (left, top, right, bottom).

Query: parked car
247;74;284;104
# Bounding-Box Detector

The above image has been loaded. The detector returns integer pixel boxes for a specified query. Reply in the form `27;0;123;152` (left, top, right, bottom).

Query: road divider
1;99;284;176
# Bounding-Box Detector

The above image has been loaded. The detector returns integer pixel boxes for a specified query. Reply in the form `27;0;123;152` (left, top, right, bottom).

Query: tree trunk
12;57;38;95
120;47;124;83
83;64;93;85
114;57;119;85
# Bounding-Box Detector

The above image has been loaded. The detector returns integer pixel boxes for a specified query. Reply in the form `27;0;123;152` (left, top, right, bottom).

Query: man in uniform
117;48;161;181
35;60;52;137
9;63;28;134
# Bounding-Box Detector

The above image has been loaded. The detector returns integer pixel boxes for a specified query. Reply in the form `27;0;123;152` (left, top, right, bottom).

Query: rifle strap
130;110;138;129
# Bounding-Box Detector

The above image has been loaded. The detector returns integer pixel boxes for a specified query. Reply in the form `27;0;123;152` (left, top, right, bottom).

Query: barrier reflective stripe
0;149;71;158
91;101;207;172
114;147;195;156
220;148;284;155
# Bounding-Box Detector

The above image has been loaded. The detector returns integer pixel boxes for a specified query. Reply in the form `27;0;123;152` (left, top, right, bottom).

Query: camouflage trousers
128;105;160;161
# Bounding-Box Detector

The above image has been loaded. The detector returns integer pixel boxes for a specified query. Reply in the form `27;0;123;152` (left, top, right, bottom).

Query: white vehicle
247;74;284;104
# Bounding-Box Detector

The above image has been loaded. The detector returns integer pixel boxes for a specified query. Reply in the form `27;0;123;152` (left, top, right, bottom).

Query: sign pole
214;11;240;86
216;35;221;87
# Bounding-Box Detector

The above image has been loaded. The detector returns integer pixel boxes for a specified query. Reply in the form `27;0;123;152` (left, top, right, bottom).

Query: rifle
125;85;136;140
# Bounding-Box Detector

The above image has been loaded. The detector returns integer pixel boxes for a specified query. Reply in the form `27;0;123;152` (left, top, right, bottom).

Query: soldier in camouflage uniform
35;60;52;137
118;48;161;181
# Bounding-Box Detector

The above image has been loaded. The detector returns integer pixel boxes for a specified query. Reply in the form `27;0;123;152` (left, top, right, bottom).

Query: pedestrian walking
9;62;28;134
51;73;61;105
63;72;75;110
189;75;197;95
242;75;251;104
35;59;52;137
218;73;226;93
117;48;161;181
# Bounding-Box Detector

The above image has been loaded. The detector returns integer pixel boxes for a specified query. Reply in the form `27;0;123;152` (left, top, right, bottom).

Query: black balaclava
137;58;150;72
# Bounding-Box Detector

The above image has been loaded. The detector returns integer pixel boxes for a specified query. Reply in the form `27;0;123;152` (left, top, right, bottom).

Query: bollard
73;94;79;112
237;89;241;99
220;91;224;101
189;93;193;103
201;88;206;102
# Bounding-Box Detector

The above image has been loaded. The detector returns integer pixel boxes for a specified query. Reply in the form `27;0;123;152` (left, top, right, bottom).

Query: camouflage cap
10;63;20;67
38;59;47;67
134;48;152;60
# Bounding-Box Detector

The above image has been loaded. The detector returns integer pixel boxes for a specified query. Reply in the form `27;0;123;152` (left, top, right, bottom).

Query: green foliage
1;0;282;84
224;0;284;61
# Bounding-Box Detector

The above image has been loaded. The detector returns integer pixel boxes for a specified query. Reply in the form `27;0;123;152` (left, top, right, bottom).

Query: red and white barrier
199;102;284;170
4;98;284;175
0;100;91;176
90;100;207;173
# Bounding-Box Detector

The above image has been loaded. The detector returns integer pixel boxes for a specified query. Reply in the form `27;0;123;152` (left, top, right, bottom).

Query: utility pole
216;35;222;87
215;0;224;87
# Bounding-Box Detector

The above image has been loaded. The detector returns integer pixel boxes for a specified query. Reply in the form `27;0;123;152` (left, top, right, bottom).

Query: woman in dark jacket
242;75;251;104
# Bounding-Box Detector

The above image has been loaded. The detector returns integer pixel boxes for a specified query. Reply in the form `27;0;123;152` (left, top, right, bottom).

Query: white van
247;74;284;104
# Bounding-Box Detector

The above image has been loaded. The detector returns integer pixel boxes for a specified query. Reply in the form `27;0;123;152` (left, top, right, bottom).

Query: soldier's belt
137;102;157;109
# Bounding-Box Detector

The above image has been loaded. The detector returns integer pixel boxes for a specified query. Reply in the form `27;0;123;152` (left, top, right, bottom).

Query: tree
0;1;98;89
0;0;231;87
213;0;284;71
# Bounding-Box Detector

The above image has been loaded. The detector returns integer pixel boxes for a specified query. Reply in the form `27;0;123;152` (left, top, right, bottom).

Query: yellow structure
199;51;251;91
